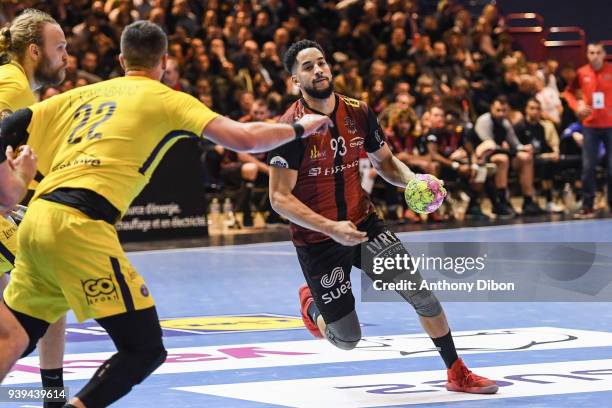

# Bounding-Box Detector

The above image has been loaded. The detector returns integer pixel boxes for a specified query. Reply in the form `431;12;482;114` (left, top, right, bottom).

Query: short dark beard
302;80;334;99
34;54;66;87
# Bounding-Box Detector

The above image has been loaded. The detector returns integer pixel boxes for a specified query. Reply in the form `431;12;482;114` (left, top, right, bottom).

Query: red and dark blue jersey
418;128;464;157
268;93;386;246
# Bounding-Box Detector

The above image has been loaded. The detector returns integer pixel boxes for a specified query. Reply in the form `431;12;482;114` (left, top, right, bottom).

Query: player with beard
268;40;498;395
0;9;68;407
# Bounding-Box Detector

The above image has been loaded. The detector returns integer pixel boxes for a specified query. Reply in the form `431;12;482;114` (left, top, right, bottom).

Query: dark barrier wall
498;0;612;42
116;138;208;241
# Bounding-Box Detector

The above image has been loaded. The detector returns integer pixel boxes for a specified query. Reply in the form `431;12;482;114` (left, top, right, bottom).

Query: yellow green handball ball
404;174;447;214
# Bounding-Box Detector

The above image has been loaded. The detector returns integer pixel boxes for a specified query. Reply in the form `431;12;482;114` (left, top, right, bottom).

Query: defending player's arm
269;166;367;246
0;109;37;211
364;107;416;188
203;114;332;153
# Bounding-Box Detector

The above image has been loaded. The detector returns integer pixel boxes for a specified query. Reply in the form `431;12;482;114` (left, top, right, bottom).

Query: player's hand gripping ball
404;174;447;214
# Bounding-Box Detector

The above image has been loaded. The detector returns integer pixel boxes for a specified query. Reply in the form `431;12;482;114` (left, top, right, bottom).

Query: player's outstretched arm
269;166;367;246
367;143;415;188
203;114;332;153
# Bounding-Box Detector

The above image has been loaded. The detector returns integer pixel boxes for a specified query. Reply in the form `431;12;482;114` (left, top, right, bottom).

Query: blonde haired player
0;20;330;408
0;9;68;407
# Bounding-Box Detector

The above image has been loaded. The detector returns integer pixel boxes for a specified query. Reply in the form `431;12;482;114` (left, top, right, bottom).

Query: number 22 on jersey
67;101;117;144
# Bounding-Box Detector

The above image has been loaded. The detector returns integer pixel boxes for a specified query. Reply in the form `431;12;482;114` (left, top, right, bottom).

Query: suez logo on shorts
308;159;359;177
81;276;119;305
320;267;351;305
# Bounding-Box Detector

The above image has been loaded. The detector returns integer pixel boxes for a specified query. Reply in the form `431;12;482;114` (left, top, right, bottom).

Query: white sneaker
546;201;565;213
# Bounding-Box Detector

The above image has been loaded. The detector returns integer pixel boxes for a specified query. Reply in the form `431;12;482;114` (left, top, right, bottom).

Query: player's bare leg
38;316;67;407
0;299;28;381
38;316;66;370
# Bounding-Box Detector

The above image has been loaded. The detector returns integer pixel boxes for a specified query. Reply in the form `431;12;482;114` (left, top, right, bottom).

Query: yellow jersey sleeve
26;96;63;175
0;63;36;113
165;91;219;138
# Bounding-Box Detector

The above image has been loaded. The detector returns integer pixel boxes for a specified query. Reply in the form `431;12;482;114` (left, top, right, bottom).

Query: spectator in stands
534;75;562;127
424;41;463;94
564;42;612;218
442;77;476;126
252;10;275;45
474;96;546;217
231;90;255;120
163;56;196;96
514;99;564;213
80;50;103;82
388;27;409;63
333;60;364;100
538;58;560;91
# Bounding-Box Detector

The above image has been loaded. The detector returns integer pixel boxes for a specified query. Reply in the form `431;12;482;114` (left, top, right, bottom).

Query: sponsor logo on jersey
344;116;357;135
270;156;289;169
308;159;359;177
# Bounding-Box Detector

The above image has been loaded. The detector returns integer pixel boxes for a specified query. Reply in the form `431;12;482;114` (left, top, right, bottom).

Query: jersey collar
300;93;339;119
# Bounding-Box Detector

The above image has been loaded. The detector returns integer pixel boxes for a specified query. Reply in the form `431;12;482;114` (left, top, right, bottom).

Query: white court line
7;327;612;385
126;218;612;256
175;358;612;407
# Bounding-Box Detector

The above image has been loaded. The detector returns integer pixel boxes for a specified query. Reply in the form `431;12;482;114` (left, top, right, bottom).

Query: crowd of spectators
1;0;603;226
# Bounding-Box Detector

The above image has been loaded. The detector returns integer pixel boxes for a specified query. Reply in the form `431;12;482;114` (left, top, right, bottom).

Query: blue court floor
3;219;612;407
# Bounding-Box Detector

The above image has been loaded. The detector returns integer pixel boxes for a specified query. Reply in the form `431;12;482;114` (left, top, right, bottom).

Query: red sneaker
299;284;323;338
446;358;499;394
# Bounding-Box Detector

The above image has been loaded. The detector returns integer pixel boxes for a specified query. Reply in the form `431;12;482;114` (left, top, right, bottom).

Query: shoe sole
446;383;499;394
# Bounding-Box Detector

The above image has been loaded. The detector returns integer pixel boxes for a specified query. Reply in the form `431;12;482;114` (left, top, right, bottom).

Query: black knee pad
123;343;167;384
325;310;361;350
5;304;49;357
102;308;167;385
407;289;442;318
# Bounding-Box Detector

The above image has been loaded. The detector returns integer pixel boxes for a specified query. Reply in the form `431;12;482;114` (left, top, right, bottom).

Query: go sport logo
320;267;352;305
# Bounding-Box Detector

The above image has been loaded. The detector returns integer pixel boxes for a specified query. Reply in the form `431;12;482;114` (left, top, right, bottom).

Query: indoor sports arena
0;1;611;407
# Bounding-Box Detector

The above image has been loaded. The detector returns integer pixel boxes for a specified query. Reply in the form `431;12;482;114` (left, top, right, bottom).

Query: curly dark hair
282;39;325;74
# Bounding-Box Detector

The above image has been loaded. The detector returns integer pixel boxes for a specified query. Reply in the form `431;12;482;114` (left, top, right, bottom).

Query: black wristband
292;123;304;140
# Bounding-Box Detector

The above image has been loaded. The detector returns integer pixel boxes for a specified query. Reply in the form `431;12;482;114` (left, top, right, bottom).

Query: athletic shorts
296;213;423;324
3;199;155;323
219;162;244;187
0;215;18;275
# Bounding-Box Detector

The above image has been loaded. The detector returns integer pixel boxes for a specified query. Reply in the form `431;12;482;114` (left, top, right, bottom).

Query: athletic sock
544;189;553;203
496;188;507;204
431;330;459;369
41;368;65;408
241;181;254;224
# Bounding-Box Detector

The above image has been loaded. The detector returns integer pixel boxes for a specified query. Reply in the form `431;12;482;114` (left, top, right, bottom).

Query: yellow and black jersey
2;75;219;219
